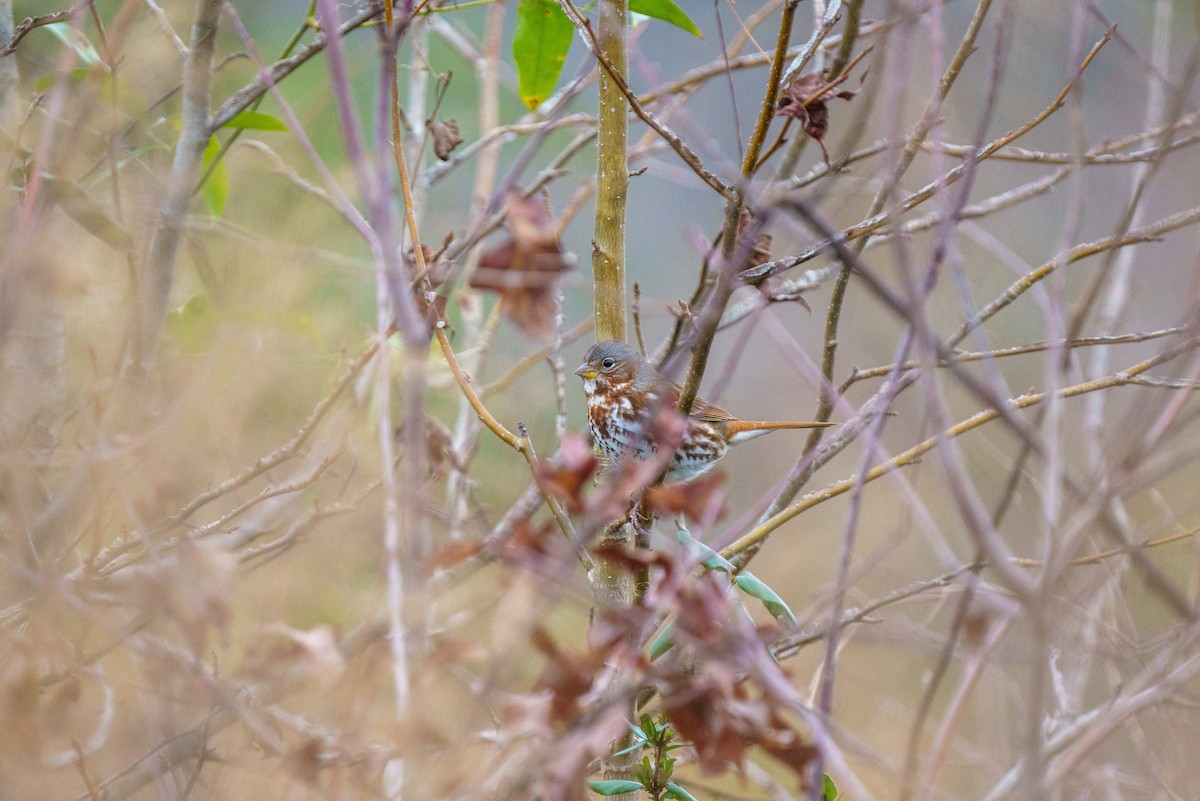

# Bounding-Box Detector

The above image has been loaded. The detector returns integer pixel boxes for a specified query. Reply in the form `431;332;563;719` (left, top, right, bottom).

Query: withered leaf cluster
427;118;463;161
776;72;858;165
518;548;816;793
472;192;574;339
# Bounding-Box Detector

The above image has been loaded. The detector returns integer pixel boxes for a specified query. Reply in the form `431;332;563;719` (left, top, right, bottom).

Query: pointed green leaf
588;780;645;796
733;571;797;623
649;620;676;660
822;773;840;801
221;110;288;131
612;726;649;757
664;782;700;801
513;0;575;109
676;530;734;573
200;135;228;217
630;0;702;37
46;22;101;65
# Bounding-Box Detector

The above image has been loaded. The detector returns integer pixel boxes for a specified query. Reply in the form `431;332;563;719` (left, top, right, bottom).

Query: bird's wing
666;380;736;422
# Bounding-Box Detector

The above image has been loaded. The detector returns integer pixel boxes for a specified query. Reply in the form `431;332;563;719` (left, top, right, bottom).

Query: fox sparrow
575;340;833;482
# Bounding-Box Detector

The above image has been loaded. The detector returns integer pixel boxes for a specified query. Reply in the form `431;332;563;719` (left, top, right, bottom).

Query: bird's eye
601;358;615;369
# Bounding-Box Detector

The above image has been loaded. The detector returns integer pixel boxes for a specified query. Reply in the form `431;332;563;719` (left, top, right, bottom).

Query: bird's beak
575;363;597;380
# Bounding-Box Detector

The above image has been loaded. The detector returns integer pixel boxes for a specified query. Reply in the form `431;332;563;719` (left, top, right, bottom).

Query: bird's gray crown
583;339;641;364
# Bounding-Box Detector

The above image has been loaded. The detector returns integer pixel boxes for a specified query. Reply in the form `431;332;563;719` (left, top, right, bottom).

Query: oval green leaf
200;135;228;217
630;0;702;37
222;110;288;131
588;780;645;796
664;781;700;801
513;0;575;109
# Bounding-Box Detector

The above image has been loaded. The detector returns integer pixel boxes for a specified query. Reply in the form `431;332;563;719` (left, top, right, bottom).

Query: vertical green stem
592;2;636;797
593;0;628;344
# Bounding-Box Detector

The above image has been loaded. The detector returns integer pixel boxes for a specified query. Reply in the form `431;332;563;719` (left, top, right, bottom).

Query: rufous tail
721;420;835;445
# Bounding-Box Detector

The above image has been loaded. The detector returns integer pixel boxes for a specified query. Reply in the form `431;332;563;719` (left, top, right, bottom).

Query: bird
574;340;833;482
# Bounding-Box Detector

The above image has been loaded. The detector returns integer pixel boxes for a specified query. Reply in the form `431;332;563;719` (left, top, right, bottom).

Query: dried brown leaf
471;192;573;339
777;73;857;165
428;118;463;161
534;432;598;514
643;471;727;524
531;628;606;724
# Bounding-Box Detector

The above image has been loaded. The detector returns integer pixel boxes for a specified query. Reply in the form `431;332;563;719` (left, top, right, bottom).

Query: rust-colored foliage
776;72;858;165
643;470;727;525
531;627;611;724
534;431;600;514
472;192;573;339
657;572;816;779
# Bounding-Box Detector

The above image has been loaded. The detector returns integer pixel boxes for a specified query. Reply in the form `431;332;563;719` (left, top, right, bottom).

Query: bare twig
0;9;72;57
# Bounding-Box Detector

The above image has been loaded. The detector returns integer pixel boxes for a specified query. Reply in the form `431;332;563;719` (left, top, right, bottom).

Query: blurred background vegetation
2;1;1200;800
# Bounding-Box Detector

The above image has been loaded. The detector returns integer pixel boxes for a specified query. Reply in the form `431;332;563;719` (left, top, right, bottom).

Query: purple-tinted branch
208;2;385;133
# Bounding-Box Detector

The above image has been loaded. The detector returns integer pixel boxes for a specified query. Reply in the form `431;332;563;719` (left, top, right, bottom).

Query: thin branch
208;1;385;133
0;9;72;57
722;337;1200;559
555;0;735;200
843;327;1189;388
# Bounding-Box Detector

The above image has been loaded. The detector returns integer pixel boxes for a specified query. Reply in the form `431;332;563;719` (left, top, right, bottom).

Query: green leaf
676;531;796;622
733;571;798;623
630;0;702;37
822;773;840;801
513;0;575;109
46;22;102;66
166;294;220;353
612;728;649;757
664;781;700;801
588;780;645;796
200;135;228;217
676;530;734;573
34;66;91;93
221;110;288;131
649;620;676;660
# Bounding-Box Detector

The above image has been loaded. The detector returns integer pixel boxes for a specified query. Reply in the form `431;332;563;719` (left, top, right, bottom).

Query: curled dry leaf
428;118;463;161
471;192;574;339
776;72;858;165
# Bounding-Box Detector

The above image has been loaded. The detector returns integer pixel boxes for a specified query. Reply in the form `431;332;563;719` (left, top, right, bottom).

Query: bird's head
574;340;645;395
